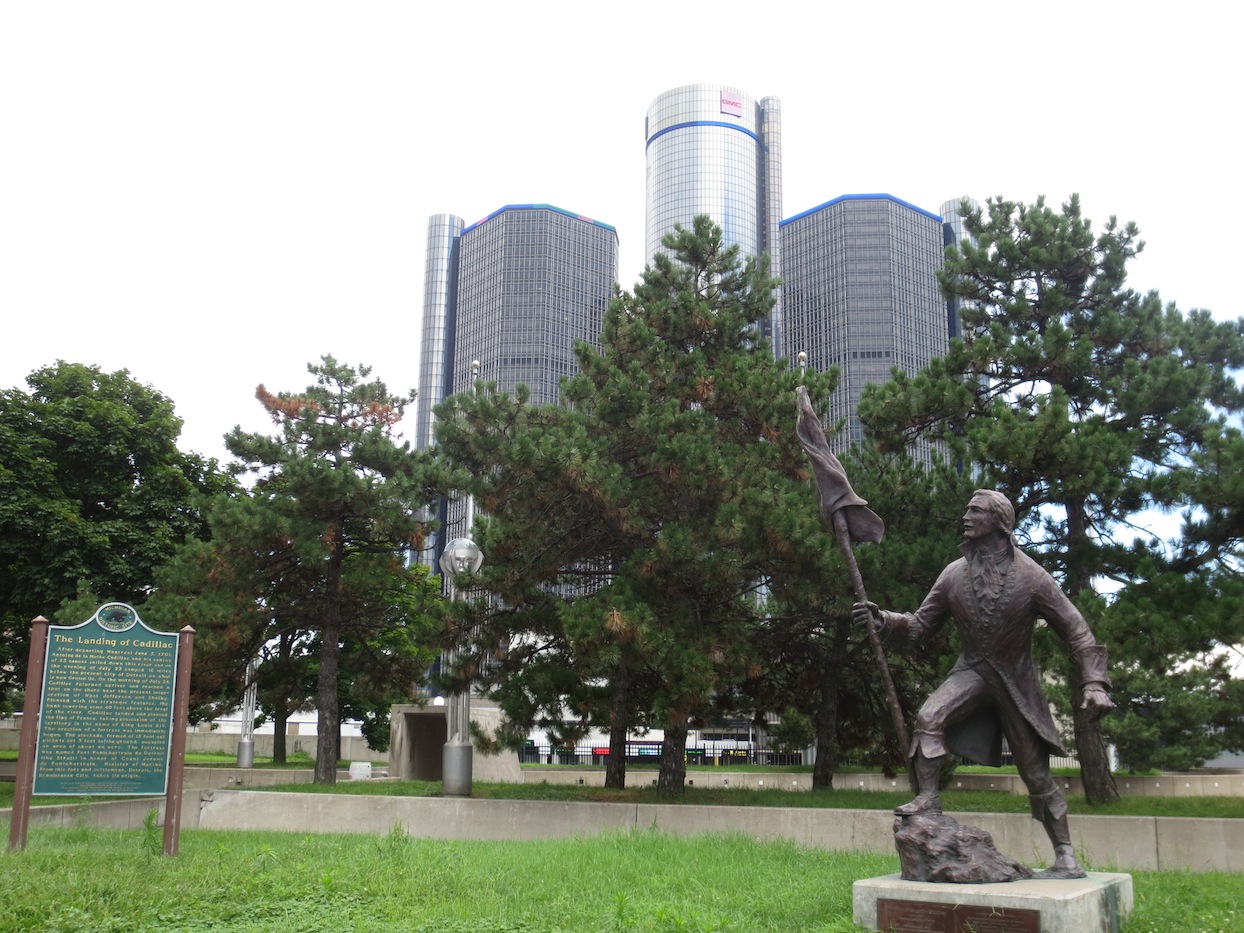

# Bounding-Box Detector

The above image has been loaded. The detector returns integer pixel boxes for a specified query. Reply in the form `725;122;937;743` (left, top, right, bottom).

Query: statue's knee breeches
911;729;948;759
910;668;991;761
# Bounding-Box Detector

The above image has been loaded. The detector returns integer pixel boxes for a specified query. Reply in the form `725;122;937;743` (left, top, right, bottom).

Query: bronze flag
794;385;884;544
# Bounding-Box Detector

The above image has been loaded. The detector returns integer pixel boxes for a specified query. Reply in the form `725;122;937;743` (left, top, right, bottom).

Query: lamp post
236;657;258;768
440;359;484;797
439;534;483;796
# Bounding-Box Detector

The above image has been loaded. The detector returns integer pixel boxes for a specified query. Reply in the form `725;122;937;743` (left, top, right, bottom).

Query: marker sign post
8;604;195;855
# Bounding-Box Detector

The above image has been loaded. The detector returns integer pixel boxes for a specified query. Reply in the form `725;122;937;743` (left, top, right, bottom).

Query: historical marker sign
33;603;179;796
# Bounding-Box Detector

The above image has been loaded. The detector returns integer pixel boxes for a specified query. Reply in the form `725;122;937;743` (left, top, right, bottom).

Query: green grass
248;778;1244;820
0;824;1237;932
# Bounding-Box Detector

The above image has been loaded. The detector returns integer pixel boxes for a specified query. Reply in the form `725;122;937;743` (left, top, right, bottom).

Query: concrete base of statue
852;871;1133;932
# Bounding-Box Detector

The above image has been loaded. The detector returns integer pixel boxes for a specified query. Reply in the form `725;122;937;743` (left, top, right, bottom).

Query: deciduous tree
0;362;227;705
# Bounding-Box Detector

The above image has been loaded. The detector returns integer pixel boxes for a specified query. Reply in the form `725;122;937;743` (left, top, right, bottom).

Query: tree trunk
1064;496;1119;804
657;715;689;799
812;617;850;790
1064;497;1093;597
812;676;841;790
1070;664;1119;804
315;621;340;784
273;707;288;764
315;536;345;785
605;654;631;790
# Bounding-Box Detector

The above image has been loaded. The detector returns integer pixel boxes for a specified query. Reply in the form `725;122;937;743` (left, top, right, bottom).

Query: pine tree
439;218;932;796
159;357;442;783
445;213;1175;795
861;195;1244;800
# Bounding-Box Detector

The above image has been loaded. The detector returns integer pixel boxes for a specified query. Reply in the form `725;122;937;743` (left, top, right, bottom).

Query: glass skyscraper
415;204;618;565
416;204;618;452
781;194;948;464
644;84;784;355
449;205;617;406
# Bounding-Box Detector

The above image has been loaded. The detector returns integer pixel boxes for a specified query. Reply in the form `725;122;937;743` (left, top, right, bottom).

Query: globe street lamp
439;536;483;796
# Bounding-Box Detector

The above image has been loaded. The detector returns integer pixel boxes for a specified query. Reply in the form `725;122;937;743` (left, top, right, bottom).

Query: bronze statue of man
854;489;1114;878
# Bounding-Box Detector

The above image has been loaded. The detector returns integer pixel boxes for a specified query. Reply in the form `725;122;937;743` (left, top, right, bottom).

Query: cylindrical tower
643;84;782;352
760;95;784;357
940;196;980;341
416;213;464;453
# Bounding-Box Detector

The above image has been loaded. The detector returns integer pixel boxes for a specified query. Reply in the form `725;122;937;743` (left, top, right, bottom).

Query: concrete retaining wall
5;790;1240;872
187;790;1240;873
3;797;166;831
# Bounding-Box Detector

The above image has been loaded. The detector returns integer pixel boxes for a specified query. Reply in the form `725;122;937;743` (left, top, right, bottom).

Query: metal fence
516;740;1080;771
519;742;804;767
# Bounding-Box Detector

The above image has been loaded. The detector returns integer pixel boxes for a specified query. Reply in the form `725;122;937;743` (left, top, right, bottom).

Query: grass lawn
7;775;1241;819
3;764;1241;930
0;823;1238;932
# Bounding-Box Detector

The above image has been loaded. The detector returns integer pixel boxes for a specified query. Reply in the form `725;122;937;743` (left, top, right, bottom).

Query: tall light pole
439;360;483;797
439;536;483;795
236;657;259;768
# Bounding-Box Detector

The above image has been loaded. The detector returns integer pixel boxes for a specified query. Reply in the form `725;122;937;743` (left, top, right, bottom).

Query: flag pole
828;509;912;764
795;360;911;778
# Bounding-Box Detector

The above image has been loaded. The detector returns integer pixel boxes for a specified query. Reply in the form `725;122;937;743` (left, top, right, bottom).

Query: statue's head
964;489;1015;541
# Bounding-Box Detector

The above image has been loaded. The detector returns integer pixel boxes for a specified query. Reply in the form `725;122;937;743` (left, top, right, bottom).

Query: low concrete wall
2;797;166;831
949;770;1244;798
6;790;1240;872
182;767;375;789
180;731;386;764
184;790;1243;873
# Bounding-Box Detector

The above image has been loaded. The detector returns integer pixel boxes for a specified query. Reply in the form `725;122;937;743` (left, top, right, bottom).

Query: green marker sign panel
34;603;179;796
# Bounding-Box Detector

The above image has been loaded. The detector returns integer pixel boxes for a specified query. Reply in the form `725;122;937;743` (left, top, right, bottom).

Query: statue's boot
1033;795;1087;879
894;751;943;816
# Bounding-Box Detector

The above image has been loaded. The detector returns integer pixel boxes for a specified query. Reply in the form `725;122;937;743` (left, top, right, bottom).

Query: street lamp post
439;535;483;796
236;658;258;768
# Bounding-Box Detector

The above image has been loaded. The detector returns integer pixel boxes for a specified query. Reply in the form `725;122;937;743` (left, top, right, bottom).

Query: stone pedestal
853;872;1132;933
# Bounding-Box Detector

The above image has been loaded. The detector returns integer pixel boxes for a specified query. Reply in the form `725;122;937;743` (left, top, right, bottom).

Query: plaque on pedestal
854;872;1133;933
877;898;1038;932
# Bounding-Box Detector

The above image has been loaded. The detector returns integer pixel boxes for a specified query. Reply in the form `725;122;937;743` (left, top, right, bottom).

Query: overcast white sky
2;2;1236;464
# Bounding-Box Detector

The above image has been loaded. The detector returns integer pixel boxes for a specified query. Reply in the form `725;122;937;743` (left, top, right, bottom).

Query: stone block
853;872;1132;933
